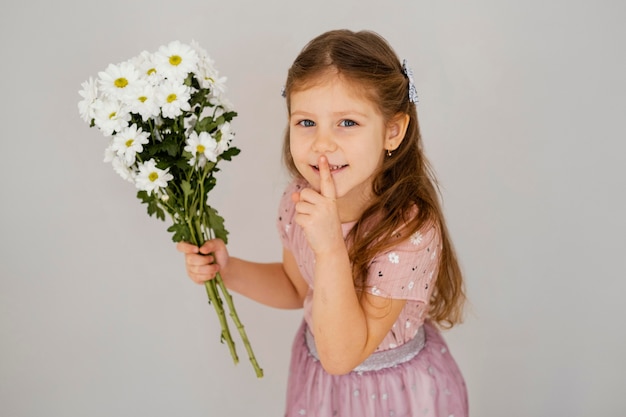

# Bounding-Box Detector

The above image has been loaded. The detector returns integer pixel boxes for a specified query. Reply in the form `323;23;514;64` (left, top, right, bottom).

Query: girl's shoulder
277;177;309;249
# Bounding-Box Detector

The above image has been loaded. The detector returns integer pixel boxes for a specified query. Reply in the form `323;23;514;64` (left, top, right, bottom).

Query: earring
387;149;393;157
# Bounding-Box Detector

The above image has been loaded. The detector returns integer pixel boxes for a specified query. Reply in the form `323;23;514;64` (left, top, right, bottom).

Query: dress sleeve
276;179;305;251
365;221;442;303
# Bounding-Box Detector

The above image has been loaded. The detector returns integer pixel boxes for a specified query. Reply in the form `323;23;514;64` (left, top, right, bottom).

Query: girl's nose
312;130;337;153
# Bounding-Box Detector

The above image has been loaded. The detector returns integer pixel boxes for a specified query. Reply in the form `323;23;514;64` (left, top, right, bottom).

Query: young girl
178;29;468;417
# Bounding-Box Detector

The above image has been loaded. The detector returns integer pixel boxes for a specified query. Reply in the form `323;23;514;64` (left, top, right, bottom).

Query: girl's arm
294;156;407;375
178;240;308;309
311;242;407;375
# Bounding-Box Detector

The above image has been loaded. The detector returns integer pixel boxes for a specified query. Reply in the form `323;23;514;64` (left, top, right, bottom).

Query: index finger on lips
318;155;337;200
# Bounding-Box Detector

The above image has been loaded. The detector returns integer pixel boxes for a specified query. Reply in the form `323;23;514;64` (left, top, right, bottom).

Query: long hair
282;29;465;328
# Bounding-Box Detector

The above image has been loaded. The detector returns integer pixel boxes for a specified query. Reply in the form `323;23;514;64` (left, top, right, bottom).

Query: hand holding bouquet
78;41;262;377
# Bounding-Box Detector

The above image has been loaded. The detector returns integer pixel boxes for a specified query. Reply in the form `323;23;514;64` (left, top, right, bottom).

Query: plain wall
1;0;625;415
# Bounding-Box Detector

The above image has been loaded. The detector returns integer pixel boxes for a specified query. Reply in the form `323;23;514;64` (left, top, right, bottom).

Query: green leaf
181;180;192;197
183;73;193;87
167;222;191;243
220;147;241;161
195;117;217;133
137;191;166;221
205;206;229;244
221;111;238;122
137;190;151;203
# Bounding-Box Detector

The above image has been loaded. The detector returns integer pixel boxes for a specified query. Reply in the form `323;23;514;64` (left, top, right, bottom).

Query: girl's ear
385;113;410;151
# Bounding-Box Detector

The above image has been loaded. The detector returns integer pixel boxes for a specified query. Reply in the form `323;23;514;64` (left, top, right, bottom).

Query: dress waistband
304;325;425;373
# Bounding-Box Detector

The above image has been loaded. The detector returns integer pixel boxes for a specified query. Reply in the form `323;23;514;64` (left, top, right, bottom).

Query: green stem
187;217;239;367
204;278;239;364
204;218;263;377
215;273;264;377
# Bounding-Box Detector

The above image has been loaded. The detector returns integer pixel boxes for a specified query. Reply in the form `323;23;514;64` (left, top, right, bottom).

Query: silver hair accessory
281;86;286;98
402;59;419;104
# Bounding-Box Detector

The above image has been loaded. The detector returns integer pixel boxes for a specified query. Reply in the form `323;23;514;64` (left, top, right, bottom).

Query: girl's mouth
312;164;348;172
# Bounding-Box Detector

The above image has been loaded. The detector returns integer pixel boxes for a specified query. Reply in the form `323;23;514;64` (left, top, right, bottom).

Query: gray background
1;0;625;415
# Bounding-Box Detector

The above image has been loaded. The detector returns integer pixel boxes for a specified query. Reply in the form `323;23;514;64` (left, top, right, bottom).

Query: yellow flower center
169;55;182;66
138;96;148;103
166;94;177;103
197;145;205;153
114;78;128;88
147;68;156;75
108;112;117;120
148;172;159;182
125;139;134;148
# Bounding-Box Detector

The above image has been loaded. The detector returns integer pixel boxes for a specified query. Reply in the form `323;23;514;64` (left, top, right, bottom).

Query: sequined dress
277;179;468;417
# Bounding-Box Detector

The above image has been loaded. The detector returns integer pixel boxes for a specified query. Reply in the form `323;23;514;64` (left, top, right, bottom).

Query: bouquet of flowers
78;40;263;377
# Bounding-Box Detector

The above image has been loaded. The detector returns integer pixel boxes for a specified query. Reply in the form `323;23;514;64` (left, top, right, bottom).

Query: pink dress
278;179;468;417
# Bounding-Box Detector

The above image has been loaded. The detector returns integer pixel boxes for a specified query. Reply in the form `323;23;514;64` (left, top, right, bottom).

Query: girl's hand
292;155;344;256
176;239;229;284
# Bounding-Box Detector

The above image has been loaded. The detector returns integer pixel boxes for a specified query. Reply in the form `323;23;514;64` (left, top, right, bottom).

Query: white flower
131;50;164;86
111;156;136;183
184;131;218;168
127;82;161;121
216;122;234;154
209;95;234;113
97;61;141;100
112;124;150;165
77;77;98;122
190;41;220;87
388;252;399;264
155;41;199;81
92;97;131;136
103;142;116;163
410;231;423;246
208;75;228;98
156;79;191;119
135;158;173;195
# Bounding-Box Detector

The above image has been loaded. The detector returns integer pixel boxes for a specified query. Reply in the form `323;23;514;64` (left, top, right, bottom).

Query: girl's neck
336;189;373;223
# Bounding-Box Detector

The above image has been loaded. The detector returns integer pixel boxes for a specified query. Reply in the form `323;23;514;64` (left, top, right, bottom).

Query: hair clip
402;59;419;104
281;86;286;98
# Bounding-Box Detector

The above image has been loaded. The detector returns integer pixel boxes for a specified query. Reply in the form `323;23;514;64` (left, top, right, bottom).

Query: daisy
155;41;199;81
208;75;228;98
111;156;136;183
92;98;131;136
127;82;160;121
190;41;227;94
135;158;173;195
190;41;216;75
97;61;140;100
216;122;234;154
184;131;218;168
112;124;150;165
210;95;234;113
156;79;191;119
103;141;116;163
77;77;98;123
131;50;163;86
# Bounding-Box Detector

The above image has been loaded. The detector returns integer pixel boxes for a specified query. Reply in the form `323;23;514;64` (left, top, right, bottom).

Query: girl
178;29;468;417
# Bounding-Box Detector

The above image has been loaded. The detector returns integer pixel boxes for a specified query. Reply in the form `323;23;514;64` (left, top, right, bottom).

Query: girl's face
289;73;398;220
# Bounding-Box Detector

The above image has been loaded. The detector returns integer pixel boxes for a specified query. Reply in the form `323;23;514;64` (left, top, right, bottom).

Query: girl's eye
298;119;315;127
339;119;357;127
